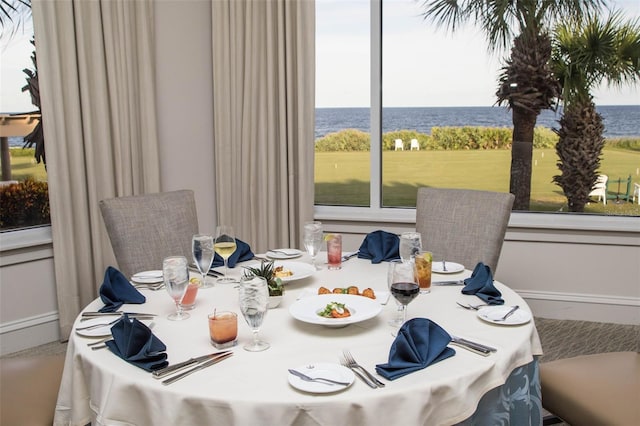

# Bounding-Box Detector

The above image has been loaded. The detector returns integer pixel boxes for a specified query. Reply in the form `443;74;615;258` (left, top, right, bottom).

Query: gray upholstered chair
415;187;514;274
99;190;199;278
0;354;66;425
540;352;640;426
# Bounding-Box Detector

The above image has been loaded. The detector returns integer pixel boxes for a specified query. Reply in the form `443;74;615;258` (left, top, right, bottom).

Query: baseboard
0;311;60;356
519;290;640;325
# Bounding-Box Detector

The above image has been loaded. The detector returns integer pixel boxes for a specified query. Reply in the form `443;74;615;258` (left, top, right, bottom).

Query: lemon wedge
323;233;334;241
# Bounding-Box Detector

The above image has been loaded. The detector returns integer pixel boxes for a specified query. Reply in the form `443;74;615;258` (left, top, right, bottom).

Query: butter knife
432;280;465;286
81;312;157;317
450;336;497;356
153;350;232;379
161;352;233;385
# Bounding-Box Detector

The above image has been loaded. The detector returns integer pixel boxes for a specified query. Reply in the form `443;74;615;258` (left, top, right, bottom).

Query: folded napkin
98;266;146;313
105;314;168;372
375;318;455;380
211;238;254;268
357;230;400;264
461;262;504;305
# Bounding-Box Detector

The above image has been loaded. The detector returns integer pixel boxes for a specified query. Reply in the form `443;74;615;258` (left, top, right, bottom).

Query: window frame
313;0;640;234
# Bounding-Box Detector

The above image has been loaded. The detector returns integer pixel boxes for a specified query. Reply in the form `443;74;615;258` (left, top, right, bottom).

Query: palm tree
420;0;604;210
0;0;30;38
551;11;640;212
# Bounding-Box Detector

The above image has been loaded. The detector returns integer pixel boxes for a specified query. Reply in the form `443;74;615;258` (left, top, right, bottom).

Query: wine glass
238;275;270;352
388;260;420;336
387;260;404;328
192;234;215;289
162;256;190;320
399;232;422;262
303;221;323;270
214;225;238;284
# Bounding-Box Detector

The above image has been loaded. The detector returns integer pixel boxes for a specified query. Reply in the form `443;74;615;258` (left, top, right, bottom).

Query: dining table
54;252;543;426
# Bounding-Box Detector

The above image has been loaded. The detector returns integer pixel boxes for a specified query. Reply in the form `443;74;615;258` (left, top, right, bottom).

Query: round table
54;254;543;426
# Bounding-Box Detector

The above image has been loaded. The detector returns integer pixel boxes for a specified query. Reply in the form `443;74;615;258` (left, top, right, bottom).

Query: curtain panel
211;0;315;253
32;0;160;338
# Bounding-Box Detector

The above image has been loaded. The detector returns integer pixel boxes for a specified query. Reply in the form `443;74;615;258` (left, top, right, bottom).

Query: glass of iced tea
414;251;432;294
180;277;200;310
326;233;342;270
208;311;238;349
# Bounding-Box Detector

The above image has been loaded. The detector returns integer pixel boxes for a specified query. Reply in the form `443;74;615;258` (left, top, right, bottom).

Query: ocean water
315;105;640;140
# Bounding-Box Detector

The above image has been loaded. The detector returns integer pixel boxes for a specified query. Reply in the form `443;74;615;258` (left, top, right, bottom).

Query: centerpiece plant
243;260;284;297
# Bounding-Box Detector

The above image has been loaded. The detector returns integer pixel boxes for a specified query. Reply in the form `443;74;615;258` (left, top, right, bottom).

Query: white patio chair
588;174;608;205
410;139;420;150
394;139;404;151
633;182;640;205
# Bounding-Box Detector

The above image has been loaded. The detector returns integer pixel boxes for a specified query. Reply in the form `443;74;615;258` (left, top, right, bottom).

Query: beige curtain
32;0;160;338
211;0;315;253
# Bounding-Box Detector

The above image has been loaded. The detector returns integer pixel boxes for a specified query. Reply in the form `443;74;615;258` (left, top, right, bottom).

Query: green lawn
3;148;47;181
315;148;640;215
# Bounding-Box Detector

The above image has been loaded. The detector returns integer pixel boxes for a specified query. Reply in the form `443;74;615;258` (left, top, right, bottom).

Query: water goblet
162;256;190;321
214;225;238;284
388;260;420;336
193;234;215;289
303;221;323;270
399;232;422;262
238;275;270;352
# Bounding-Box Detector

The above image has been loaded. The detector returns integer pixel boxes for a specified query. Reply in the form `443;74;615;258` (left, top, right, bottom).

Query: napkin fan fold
461;262;504;305
98;266;146;313
357;230;400;264
105;314;168;372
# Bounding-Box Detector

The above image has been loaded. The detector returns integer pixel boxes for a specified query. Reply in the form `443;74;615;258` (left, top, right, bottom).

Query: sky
316;0;640;108
1;1;639;113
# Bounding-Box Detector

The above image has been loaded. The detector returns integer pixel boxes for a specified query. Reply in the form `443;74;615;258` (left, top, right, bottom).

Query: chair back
99;190;199;278
415;187;514;274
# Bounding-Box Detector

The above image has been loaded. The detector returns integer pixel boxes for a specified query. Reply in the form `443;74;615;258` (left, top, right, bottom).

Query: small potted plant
243;260;284;308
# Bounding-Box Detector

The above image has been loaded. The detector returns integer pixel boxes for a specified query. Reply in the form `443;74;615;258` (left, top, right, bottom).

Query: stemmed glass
214;225;238;284
238;275;270;352
162;256;190;320
388;260;420;336
387;260;404;328
193;234;215;289
303;221;323;270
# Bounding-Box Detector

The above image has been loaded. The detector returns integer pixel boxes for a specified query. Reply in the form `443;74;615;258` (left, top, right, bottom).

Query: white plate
477;306;532;326
298;288;390;305
288;363;354;393
289;294;382;328
432;261;464;274
131;270;163;284
245;260;315;283
266;248;303;259
74;317;117;338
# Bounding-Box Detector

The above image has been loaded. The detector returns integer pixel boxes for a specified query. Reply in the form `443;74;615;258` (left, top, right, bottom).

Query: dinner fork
76;318;120;331
342;350;385;388
456;302;487;310
339;358;376;388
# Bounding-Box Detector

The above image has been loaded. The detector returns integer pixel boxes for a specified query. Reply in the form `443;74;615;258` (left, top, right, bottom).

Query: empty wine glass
388;260;420;336
238;275;270;352
303;221;323;270
162;256;190;320
214;225;238;284
399;232;422;262
193;234;215;289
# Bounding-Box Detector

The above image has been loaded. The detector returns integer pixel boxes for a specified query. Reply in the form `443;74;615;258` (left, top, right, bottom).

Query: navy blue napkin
375;318;455;380
98;266;146;313
357;230;400;264
211;238;254;268
105;314;168;372
461;262;504;305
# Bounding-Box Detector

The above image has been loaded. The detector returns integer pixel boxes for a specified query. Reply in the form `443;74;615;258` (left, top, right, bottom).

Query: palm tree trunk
510;107;537;210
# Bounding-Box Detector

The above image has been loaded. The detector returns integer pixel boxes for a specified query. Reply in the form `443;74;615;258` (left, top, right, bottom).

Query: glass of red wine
388;260;420;336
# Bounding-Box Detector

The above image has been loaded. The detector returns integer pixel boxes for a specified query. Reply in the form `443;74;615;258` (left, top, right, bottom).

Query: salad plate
266;248;303;259
131;270;163;284
432;261;464;274
477;306;532;326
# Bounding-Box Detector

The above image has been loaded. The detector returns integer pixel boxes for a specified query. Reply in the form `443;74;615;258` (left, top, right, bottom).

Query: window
315;0;639;218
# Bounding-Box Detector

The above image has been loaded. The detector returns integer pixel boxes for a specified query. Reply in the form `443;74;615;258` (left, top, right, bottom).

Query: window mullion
370;0;382;209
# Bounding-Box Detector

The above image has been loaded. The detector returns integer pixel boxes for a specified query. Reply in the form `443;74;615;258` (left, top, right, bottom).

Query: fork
495;305;519;321
456;302;487;310
342;350;385;388
76;318;120;331
339;358;377;388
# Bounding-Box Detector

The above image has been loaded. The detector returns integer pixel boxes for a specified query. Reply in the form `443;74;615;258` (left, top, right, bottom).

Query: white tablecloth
54;255;543;426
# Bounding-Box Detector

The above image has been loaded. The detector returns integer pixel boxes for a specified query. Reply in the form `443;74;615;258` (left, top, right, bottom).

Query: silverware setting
152;351;233;379
341;349;385;388
341;252;359;262
288;369;351;386
81;312;157;321
132;282;165;291
434;280;465;286
161;352;233;385
450;336;497;356
456;302;488;310
495;305;520;321
442;260;448;272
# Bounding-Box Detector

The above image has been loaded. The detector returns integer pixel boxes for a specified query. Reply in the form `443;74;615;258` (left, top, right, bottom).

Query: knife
432;280;465;286
450;336;497;356
188;265;223;277
81;311;158;317
161;352;233;385
152;351;232;379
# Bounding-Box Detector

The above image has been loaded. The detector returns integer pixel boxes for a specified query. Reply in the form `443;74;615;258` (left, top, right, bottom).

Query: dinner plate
74;317;118;338
288;363;354;394
131;270;163;284
432;261;464;274
298;288;391;305
245;261;315;283
289;294;382;328
477;306;532;326
266;248;303;259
